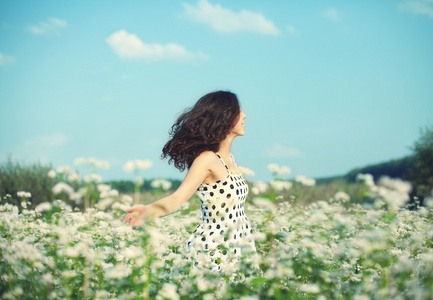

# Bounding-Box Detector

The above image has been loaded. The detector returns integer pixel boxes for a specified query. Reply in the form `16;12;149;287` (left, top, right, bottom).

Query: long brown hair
162;90;241;171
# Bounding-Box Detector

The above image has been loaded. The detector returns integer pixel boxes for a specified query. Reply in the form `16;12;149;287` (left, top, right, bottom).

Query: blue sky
1;0;432;183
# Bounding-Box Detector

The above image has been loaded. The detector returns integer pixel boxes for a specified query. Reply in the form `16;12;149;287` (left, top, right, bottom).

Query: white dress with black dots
185;153;256;272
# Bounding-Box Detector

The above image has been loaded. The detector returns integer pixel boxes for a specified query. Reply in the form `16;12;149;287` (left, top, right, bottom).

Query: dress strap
214;152;231;175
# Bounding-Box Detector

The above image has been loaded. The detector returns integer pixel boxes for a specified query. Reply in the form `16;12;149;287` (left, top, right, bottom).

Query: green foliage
345;156;415;183
104;180;135;193
0;156;55;208
407;125;433;199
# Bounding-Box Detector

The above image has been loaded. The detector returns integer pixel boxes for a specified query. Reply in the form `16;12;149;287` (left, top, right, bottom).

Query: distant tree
408;125;433;200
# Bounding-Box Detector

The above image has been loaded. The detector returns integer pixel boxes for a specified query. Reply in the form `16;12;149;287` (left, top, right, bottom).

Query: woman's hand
122;204;147;228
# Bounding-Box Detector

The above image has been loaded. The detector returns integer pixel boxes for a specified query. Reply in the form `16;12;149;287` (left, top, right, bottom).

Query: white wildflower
21;201;28;208
100;189;119;198
295;175;316;186
270;180;292;191
203;294;216;300
353;295;370;300
93;211;113;220
267;221;278;234
378;176;412;195
12;286;23;296
356;173;375;187
10;240;43;261
251;181;269;195
334;191;350;202
70;192;82;204
47;170;57;178
196;276;212;292
97;184;111;193
239;296;259;300
267;163;291;176
120;194;133;204
151;178;172;191
424;196;433;208
17;191;31;198
74;157;87;166
362;176;413;210
156;283;180;300
156;283;179;300
253;197;276;210
42;273;54;285
238;166;255;176
56;165;70;174
253;231;267;242
35;202;52;213
67;172;81;182
62;270;77;278
123;159;152;172
105;264;132;279
122;246;143;259
95;291;111;299
83;173;102;183
74;157;110;169
95;198;113;210
123;161;135;173
299;283;320;294
52;182;74;195
267;163;280;174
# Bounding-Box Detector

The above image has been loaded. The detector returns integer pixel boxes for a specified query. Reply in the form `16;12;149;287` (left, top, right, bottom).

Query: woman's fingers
122;213;132;224
123;205;146;227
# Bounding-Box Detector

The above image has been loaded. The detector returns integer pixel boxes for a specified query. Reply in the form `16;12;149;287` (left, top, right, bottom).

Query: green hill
345;155;416;182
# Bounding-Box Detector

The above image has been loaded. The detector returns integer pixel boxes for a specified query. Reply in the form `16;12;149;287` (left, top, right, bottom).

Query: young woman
122;90;256;272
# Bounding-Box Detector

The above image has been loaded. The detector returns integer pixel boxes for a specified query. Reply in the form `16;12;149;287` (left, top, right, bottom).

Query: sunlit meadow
1;158;433;299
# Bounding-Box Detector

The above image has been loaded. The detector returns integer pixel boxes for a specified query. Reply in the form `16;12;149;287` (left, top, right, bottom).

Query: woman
122;90;256;272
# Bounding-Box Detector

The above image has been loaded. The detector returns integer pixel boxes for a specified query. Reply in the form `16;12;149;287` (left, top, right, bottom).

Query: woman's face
231;110;247;136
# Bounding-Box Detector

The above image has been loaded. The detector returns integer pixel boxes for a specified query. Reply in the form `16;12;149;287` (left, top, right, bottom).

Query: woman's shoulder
195;151;217;161
193;151;218;165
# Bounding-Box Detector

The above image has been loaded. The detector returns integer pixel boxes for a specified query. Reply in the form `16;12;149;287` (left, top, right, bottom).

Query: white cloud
106;30;208;60
14;133;69;163
264;143;303;158
399;0;433;18
183;0;280;35
323;8;342;22
27;17;68;35
0;52;15;66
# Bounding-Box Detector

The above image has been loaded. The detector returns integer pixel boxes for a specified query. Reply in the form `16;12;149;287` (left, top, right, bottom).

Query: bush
0;156;55;208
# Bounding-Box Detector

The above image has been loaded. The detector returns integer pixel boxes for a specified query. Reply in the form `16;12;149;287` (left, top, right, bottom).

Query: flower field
1;162;433;299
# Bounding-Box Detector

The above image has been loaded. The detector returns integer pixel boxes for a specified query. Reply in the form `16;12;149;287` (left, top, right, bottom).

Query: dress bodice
196;153;249;226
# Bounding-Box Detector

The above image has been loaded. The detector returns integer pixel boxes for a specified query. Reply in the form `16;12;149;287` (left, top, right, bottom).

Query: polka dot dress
185;153;256;272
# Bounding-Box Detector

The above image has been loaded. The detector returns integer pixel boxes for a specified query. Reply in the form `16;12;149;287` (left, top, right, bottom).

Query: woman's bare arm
122;151;215;227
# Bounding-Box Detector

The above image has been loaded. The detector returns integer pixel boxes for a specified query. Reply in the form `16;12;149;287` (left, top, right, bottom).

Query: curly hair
161;90;241;171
